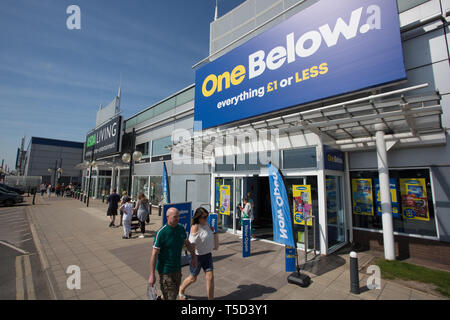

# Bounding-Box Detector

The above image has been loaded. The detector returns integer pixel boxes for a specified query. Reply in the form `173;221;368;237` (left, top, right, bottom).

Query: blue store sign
163;202;192;238
324;145;344;171
194;0;405;129
285;246;297;272
208;213;218;233
242;218;251;258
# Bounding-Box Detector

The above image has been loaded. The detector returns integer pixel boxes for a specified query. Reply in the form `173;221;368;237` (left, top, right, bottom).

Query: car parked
0;183;25;195
0;188;24;206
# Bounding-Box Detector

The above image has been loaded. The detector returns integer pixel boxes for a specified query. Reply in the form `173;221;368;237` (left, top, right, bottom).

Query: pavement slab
24;196;450;300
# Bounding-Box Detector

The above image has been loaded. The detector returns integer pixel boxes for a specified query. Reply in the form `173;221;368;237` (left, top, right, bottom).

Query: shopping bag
146;284;158;300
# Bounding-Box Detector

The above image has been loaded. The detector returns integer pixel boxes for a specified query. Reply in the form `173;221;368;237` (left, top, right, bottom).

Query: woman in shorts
178;207;215;300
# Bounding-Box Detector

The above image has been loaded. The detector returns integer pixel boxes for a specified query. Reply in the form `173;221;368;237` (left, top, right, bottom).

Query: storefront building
23;137;84;185
81;89;128;198
123;0;450;264
124;85;211;209
193;0;450;263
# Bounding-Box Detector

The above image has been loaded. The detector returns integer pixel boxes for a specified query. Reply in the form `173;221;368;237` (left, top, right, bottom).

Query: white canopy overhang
172;83;445;159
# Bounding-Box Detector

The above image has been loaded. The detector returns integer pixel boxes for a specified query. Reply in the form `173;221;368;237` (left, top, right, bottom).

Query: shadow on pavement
186;284;277;300
217;284;276;300
212;253;235;263
300;254;346;277
249;250;275;257
219;240;240;246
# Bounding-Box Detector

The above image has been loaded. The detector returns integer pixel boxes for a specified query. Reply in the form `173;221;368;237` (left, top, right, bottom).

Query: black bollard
158;205;161;216
350;251;360;294
32;191;36;205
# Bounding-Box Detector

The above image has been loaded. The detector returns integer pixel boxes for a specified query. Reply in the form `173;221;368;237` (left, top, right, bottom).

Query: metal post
54;159;57;187
375;124;395;261
87;168;92;207
32;190;36;205
305;222;308;265
158;205;161;216
349;251;360;294
128;128;136;197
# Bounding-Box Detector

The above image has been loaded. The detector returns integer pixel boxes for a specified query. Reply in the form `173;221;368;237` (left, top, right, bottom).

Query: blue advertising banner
194;0;406;129
207;213;218;233
162;162;170;204
285;246;297;272
163;202;192;238
242;218;251;258
324;145;344;171
374;178;400;218
268;163;295;248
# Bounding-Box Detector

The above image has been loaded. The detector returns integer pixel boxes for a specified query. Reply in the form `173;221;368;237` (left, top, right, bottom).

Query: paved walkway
26;195;448;300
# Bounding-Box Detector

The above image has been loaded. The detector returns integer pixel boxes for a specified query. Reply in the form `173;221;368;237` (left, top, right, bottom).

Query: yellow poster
219;185;230;215
352;179;374;216
292;185;312;226
400;178;429;221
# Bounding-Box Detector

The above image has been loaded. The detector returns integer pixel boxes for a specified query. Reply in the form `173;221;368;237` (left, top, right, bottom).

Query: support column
110;167;117;194
375;124;395;261
344;152;353;243
316;135;328;255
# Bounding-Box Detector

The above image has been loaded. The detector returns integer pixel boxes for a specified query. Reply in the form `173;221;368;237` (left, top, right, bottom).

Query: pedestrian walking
40;183;46;197
118;191;128;227
240;197;256;240
106;188;121;227
47;184;52;198
148;207;197;300
119;196;133;239
133;192;150;238
178;207;217;300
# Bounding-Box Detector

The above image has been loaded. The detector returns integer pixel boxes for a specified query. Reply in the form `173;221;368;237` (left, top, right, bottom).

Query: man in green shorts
148;207;197;300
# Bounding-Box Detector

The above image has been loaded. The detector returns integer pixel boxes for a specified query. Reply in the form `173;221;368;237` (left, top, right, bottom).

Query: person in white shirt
119;196;134;239
240;197;256;240
178;207;216;300
40;183;46;197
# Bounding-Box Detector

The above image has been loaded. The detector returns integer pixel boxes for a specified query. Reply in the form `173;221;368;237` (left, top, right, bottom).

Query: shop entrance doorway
241;177;273;240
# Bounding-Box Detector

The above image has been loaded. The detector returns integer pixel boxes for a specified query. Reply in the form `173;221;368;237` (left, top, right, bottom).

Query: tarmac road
0;202;52;300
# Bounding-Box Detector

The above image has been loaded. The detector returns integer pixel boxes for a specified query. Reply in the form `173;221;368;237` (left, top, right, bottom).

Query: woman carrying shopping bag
178;207;219;300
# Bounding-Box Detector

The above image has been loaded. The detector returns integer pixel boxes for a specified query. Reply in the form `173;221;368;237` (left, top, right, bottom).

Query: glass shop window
351;169;437;237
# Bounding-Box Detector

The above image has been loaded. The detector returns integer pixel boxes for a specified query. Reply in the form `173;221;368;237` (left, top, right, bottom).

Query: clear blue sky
0;0;246;170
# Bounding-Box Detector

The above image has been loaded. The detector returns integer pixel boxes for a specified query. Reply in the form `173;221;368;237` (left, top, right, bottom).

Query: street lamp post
121;128;142;198
48;159;63;194
84;158;96;207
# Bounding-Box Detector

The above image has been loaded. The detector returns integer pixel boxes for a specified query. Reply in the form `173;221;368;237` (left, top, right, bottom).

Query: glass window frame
350;168;438;238
151;136;172;157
